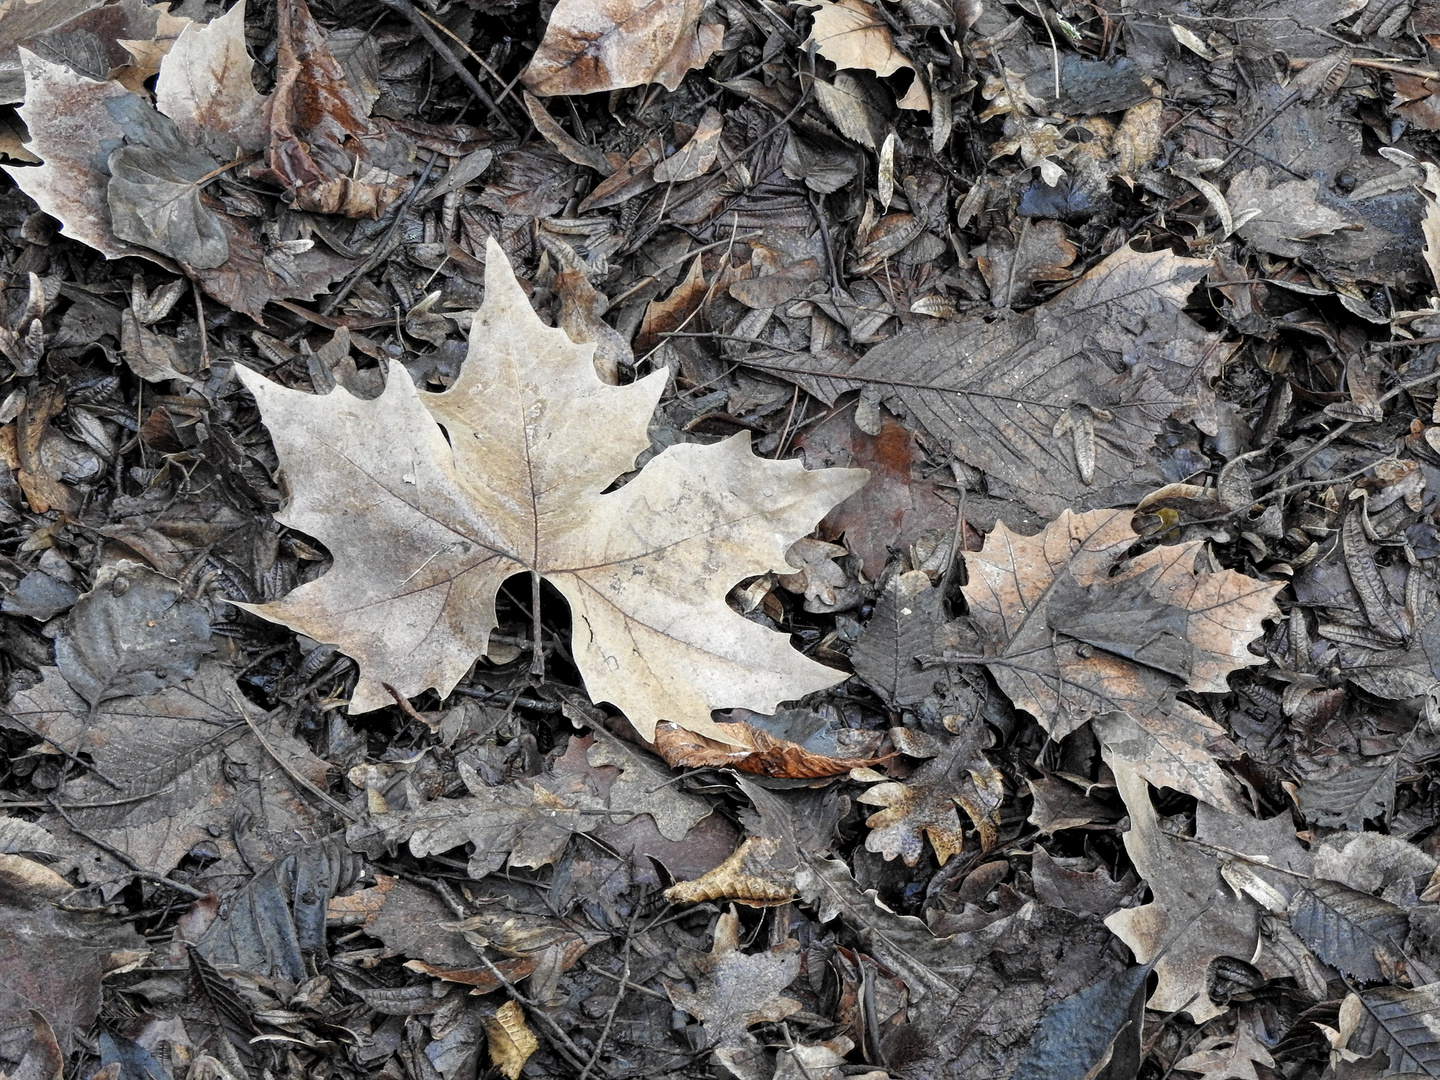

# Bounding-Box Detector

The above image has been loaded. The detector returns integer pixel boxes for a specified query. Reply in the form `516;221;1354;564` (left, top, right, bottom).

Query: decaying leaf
768;245;1233;517
1170;1021;1276;1080
1288;878;1410;983
522;0;725;97
7;18;352;319
959;508;1281;808
976;220;1077;308
5;662;329;880
796;855;972;1020
0;860;143;1065
264;0;411;217
237;240;867;743
796;405;959;578
664;908;801;1080
1103;760;1313;1023
651;713;887;777
1009;964;1149;1080
664;777;847;907
850;570;944;706
54;560;211;706
1350;983;1440;1075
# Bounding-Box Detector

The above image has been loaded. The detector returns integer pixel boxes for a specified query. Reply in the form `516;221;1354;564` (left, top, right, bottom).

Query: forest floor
2;0;1440;1079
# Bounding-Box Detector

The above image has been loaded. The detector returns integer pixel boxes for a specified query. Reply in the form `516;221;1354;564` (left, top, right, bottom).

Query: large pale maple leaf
236;240;866;742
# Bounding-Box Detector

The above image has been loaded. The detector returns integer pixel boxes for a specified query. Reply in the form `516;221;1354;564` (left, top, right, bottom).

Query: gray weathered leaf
1351;983;1440;1076
107;142;229;268
1298;753;1399;830
851;570;942;707
4;662;326;879
755;245;1229;516
1290;878;1410;982
54;560;212;706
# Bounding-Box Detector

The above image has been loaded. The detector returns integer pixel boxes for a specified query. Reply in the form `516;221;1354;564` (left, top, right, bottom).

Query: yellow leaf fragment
483;1000;538;1080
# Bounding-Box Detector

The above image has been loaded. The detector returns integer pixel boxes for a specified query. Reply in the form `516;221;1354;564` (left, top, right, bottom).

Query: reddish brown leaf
265;0;410;217
797;406;957;578
635;254;708;354
651;717;887;778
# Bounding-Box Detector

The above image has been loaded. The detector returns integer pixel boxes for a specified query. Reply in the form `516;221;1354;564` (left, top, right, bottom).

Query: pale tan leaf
238;240;866;743
1172;1024;1276;1080
155;0;268;160
483;1001;538;1080
522;0;724;96
799;0;929;110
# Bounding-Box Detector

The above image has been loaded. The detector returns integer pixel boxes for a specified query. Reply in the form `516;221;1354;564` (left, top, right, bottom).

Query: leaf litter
1;0;1440;1078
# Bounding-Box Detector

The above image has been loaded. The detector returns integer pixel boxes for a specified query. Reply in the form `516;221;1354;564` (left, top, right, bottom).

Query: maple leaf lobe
238;240;867;744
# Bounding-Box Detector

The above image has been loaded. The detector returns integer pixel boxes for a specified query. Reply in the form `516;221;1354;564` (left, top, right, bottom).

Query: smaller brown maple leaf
958;507;1282;808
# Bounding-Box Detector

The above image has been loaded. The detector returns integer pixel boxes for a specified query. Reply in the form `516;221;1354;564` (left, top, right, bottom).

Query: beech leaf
237;240;867;742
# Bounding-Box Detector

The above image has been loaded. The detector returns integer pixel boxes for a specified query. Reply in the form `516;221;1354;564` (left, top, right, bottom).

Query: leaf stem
530;571;546;677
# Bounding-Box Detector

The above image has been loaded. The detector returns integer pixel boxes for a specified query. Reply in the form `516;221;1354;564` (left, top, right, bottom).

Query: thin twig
48;796;208;899
579;909;641;1080
378;0;516;133
228;691;361;823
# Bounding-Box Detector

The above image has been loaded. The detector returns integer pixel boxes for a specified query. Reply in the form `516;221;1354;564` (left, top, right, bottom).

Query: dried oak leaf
768;245;1233;517
960;507;1282;809
798;0;928;110
522;0;725;97
664;907;802;1080
1103;760;1313;1024
344;762;605;879
857;726;1003;866
237;240;866;743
